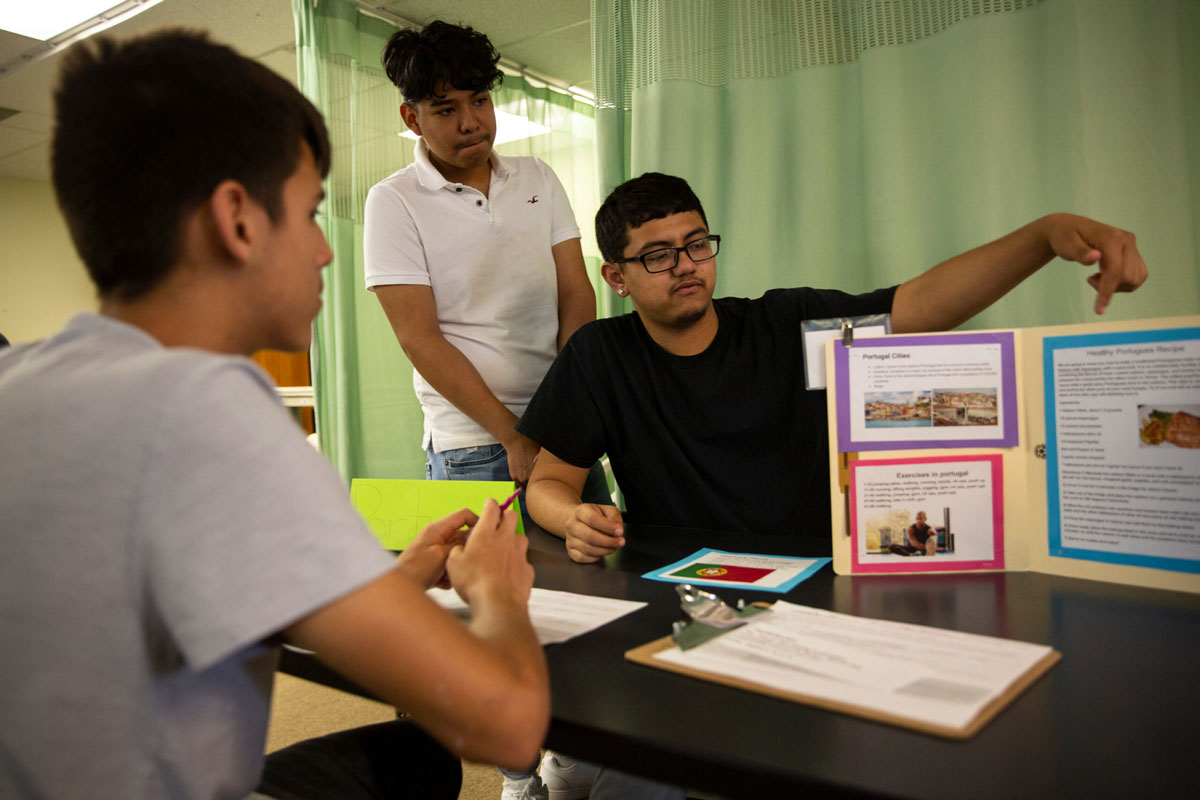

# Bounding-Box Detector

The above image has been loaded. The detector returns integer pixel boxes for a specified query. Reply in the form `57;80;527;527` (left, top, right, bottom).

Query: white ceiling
0;0;592;181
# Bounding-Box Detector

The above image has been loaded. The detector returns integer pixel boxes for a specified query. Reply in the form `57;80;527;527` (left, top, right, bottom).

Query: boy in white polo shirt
363;20;679;800
364;21;609;506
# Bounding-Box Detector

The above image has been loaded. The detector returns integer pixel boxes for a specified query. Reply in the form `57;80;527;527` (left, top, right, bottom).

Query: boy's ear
600;261;629;298
208;180;256;264
400;102;422;137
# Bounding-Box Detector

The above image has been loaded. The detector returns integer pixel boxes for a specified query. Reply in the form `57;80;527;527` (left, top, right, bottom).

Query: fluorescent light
0;1;161;41
398;109;552;146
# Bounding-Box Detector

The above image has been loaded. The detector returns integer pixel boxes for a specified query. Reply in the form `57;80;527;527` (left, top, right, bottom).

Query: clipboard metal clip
842;321;854;348
677;584;744;629
672;584;772;649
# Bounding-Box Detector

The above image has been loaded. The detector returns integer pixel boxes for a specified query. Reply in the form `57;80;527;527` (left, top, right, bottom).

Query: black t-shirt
909;524;935;546
517;286;896;554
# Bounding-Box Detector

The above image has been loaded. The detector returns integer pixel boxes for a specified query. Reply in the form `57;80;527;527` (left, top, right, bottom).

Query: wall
0;176;95;344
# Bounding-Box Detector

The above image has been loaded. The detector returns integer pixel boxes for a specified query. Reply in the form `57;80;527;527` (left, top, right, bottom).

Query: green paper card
348;482;520;551
350;479;523;550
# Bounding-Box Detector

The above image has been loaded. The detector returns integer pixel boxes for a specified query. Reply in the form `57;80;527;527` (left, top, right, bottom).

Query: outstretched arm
891;213;1147;333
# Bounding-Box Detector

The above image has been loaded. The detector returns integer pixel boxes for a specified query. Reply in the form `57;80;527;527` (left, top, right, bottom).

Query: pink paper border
849;454;1005;574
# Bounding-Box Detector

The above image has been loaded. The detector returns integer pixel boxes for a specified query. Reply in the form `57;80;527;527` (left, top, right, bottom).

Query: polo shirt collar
413;139;515;191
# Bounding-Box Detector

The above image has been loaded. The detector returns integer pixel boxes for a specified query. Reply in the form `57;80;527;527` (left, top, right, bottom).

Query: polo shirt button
455;187;463;192
476;200;483;207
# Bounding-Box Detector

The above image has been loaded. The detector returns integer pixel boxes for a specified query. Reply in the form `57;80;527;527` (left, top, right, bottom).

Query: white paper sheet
803;323;887;389
429;587;647;645
654;601;1052;731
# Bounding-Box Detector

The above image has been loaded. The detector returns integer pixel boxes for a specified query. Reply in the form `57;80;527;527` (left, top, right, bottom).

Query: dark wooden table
282;523;1200;799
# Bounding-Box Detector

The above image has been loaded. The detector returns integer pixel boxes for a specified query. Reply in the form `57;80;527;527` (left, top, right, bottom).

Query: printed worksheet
653;601;1053;733
429;587;646;644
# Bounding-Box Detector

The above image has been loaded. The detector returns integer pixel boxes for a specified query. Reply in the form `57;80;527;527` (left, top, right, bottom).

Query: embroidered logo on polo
527;195;539;204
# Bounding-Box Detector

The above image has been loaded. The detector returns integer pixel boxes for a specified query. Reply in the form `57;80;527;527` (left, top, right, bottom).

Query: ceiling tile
0;124;43;157
0;0;594;181
4;110;52;133
258;46;298;86
502;21;592;90
0;140;49;180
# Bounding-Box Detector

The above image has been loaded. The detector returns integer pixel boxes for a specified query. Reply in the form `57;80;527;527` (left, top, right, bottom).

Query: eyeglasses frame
613;234;722;274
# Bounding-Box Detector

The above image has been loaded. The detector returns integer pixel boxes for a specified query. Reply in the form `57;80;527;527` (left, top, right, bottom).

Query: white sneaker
501;772;549;800
539;752;599;800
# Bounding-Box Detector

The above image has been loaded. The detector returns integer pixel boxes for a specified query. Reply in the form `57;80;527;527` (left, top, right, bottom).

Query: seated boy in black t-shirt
518;172;1147;563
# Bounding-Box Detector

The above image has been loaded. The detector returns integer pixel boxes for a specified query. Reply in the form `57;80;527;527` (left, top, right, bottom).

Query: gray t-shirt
0;314;395;798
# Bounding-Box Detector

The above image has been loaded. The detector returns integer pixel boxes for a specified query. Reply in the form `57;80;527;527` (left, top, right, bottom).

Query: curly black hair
382;20;503;104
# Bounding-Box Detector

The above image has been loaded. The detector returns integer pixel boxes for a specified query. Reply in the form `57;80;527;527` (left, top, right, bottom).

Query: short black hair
51;29;331;301
595;173;709;263
382;20;503;104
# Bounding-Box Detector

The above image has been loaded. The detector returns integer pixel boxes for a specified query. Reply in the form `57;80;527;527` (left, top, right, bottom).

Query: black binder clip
841;321;854;348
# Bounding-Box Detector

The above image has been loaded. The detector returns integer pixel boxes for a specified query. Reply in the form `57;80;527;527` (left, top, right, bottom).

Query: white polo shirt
364;140;581;452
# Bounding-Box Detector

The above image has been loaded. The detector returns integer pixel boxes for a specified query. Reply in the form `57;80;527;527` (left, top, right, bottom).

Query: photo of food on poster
849;455;1004;573
1137;404;1200;450
833;332;1018;452
1045;328;1200;572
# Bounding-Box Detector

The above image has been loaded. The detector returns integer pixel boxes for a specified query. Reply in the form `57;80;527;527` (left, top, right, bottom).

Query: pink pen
498;487;523;511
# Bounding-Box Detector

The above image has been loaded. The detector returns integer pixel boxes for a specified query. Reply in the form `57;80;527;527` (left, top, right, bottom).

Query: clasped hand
397;501;532;604
564;503;625;563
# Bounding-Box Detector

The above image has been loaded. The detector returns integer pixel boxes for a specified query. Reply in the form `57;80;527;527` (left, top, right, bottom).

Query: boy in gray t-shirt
0;31;548;800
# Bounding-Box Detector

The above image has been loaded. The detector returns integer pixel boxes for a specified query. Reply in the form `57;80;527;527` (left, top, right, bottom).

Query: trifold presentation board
825;315;1200;594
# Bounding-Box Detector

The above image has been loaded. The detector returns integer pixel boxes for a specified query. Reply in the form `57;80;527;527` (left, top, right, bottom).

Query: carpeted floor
266;672;503;800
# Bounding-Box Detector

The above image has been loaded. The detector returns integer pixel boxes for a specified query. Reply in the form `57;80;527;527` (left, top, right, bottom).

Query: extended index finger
1091;228;1142;314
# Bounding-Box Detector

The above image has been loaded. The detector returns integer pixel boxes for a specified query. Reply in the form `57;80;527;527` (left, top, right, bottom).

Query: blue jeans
425;443;612;530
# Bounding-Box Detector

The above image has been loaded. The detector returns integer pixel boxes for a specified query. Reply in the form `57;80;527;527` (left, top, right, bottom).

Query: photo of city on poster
849;455;1004;573
834;332;1018;452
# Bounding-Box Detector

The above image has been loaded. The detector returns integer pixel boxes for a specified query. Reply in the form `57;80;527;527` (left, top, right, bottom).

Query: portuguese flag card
643;548;831;593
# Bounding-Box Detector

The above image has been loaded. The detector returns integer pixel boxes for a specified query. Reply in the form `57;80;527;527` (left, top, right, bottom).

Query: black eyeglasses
615;235;721;274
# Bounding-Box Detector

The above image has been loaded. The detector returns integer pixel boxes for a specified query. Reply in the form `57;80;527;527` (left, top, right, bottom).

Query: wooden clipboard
625;635;1061;739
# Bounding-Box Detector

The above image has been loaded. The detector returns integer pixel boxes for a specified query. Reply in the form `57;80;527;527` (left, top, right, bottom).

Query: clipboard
625;635;1061;740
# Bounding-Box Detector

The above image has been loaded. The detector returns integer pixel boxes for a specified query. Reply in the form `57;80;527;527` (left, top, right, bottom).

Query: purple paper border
834;332;1018;452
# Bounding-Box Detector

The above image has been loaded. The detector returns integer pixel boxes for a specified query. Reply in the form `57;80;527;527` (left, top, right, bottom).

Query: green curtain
292;0;599;481
592;0;1200;328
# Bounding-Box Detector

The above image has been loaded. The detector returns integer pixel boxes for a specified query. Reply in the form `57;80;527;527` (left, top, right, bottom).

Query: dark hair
51;29;331;301
595;173;709;263
382;20;503;104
